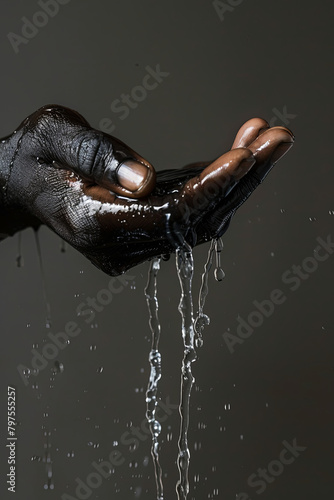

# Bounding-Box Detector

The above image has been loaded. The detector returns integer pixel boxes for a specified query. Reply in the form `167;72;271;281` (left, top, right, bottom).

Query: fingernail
117;159;150;192
271;141;294;164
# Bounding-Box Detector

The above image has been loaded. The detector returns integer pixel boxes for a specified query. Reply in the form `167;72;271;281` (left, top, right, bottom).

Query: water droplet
152;420;161;437
16;255;23;267
214;267;225;281
134;486;142;498
214;238;225;281
60;240;67;253
54;361;64;374
194;314;210;336
195;337;203;348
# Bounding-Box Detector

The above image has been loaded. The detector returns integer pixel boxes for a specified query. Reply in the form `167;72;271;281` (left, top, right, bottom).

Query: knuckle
28;104;88;129
23;105;91;155
75;132;114;179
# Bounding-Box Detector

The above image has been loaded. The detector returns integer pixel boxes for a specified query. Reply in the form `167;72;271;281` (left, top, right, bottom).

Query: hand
1;105;294;276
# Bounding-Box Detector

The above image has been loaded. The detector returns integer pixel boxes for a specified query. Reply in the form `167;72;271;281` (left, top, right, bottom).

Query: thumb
27;105;156;198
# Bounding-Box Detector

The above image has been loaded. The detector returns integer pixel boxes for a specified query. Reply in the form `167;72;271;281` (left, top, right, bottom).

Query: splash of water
144;257;164;500
175;245;197;500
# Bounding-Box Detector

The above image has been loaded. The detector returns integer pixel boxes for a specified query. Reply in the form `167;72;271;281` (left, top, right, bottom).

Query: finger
231;117;269;149
246;126;294;181
180;148;256;217
181;161;212;170
60;130;156;198
197;126;295;240
199;148;255;186
32;105;156;198
181;117;269;172
215;127;294;214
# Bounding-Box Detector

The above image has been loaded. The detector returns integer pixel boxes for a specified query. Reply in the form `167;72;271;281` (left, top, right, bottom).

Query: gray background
0;0;333;499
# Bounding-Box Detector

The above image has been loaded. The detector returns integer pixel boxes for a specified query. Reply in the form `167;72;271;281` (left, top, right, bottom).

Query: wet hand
2;105;294;276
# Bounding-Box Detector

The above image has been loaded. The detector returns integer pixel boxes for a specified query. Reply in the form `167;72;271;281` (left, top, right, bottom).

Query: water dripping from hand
144;257;164;500
175;245;197;500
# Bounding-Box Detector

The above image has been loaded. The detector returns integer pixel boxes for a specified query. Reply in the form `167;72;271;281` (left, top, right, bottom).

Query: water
194;240;215;347
144;257;164;500
53;361;64;374
194;238;225;348
143;240;224;498
34;230;52;328
214;237;225;282
175;245;197;500
16;232;23;267
29;229;223;497
60;239;67;253
43;431;54;490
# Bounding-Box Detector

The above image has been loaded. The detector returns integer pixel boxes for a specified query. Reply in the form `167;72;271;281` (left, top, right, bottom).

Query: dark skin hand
0;105;294;276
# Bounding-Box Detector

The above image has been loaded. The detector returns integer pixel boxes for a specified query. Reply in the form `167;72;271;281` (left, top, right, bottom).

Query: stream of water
145;257;164;499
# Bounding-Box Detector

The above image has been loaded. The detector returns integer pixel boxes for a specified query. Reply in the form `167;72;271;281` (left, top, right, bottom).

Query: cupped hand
3;105;294;276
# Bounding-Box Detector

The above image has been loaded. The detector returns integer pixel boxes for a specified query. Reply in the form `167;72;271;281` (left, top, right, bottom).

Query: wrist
0;129;41;239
